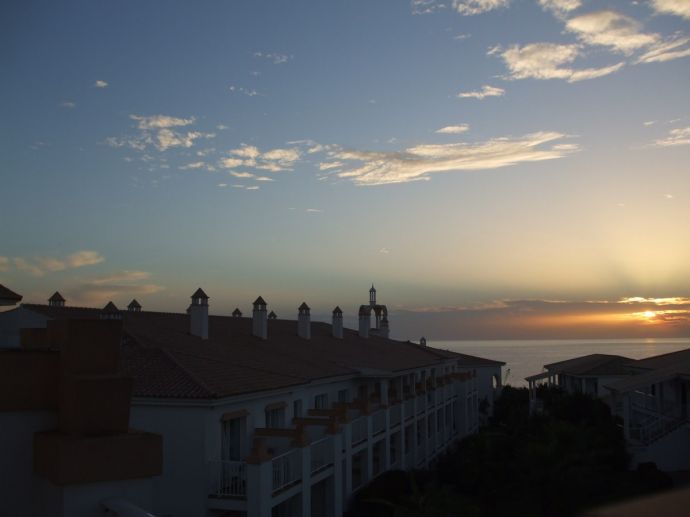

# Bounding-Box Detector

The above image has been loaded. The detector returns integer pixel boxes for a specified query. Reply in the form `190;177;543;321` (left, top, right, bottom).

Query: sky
1;0;690;339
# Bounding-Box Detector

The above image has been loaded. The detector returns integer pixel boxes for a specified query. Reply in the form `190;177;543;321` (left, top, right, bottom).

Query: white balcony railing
417;397;426;414
351;416;367;445
390;404;402;428
311;436;333;473
209;460;247;498
272;449;301;492
372;410;386;435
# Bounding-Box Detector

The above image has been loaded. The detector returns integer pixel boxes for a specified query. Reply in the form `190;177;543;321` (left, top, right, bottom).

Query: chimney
127;299;142;312
48;291;65;307
252;296;267;339
268;310;277;320
358;305;369;339
332;306;343;339
420;337;427;347
232;308;242;318
188;288;209;340
101;301;121;320
297;302;311;339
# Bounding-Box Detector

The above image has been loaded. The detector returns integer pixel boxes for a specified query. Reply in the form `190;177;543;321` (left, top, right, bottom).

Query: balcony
272;449;302;493
310;436;334;474
351;416;367;446
404;398;415;420
209;460;247;498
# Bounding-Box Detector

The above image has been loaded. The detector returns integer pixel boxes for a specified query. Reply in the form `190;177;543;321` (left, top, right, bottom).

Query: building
526;349;690;471
0;286;505;517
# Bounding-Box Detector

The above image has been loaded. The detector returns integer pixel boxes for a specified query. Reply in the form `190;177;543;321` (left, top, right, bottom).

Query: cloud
451;0;510;16
496;42;624;82
538;0;581;16
229;85;260;97
59;101;76;108
68;270;163;306
636;35;690;63
306;208;322;212
230;171;255;178
9;251;104;277
457;85;505;99
653;126;690;147
246;186;260;190
0;256;9;272
94;80;108;88
565;10;658;54
107;114;213;153
253;51;292;64
331;131;577;186
179;161;208;170
130;114;195;130
411;0;445;14
379;247;390;254
318;161;344;170
395;297;690;339
435;124;470;134
255;176;274;181
651;0;690;19
220;145;301;172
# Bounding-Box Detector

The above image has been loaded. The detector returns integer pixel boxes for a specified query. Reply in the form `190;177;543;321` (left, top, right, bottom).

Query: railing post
343;421;352;497
366;414;373;481
246;460;272;517
301;445;311;517
330;430;344;517
623;396;631;441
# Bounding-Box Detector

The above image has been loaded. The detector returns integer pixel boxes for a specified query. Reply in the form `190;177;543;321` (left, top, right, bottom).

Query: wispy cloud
496;42;624;82
107;114;214;152
0;256;9;273
10;250;104;277
253;51;292;64
230;171;255;178
565;10;658;54
68;270;163;306
94;80;108;88
653;126;690;147
411;0;445;15
306;208;322;213
229;85;260;97
636;35;690;63
318;161;344;171
457;85;505;99
538;0;581;16
451;0;510;16
219;145;301;172
59;101;76;108
651;0;690;19
330;131;577;186
435;124;470;134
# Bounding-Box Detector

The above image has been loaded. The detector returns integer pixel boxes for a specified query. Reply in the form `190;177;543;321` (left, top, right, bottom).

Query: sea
433;338;690;387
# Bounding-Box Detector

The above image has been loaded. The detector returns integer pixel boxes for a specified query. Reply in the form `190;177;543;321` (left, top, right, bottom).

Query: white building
526;349;690;471
0;286;504;517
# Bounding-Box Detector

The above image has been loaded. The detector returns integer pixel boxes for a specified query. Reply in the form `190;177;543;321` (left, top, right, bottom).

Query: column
343;422;352;497
246;460;272;517
331;430;343;517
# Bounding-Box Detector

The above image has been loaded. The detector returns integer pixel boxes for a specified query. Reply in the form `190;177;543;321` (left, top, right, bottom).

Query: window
314;393;329;410
337;389;349;403
265;407;285;428
221;417;243;461
293;399;303;419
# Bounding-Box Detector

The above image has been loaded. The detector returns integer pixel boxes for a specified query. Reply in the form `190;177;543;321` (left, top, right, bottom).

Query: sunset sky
1;0;689;339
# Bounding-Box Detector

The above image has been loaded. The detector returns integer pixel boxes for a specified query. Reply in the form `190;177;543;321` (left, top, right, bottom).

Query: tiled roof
49;291;65;302
19;304;500;400
128;299;142;309
191;288;209;299
0;284;22;302
627;347;690;371
544;354;634;376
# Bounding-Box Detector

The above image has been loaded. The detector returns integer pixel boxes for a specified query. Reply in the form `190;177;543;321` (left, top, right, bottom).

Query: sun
643;311;656;319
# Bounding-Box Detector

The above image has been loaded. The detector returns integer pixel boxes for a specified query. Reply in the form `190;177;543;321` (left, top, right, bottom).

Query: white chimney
127;299;142;312
252;296;268;339
332;306;343;339
358;305;369;338
298;302;311;339
188;288;209;340
380;315;390;339
48;291;65;307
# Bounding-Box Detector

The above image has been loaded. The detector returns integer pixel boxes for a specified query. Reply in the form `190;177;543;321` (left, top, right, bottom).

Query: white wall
0;307;49;348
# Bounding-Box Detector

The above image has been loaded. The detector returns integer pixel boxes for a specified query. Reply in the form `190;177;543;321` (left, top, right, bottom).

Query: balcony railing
351;416;367;445
417;397;426;415
272;449;301;493
390;404;402;428
372;410;386;436
311;436;333;473
209;460;247;498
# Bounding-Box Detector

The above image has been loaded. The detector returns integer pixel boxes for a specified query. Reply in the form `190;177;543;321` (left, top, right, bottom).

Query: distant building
526;349;690;471
0;285;505;517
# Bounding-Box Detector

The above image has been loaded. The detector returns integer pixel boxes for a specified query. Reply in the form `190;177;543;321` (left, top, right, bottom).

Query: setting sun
643;311;656;319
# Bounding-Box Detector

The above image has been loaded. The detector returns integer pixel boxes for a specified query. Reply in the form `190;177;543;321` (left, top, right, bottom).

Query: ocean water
433;338;690;387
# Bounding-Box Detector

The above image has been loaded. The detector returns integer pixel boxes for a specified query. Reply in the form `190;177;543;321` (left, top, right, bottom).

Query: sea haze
435;338;690;387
